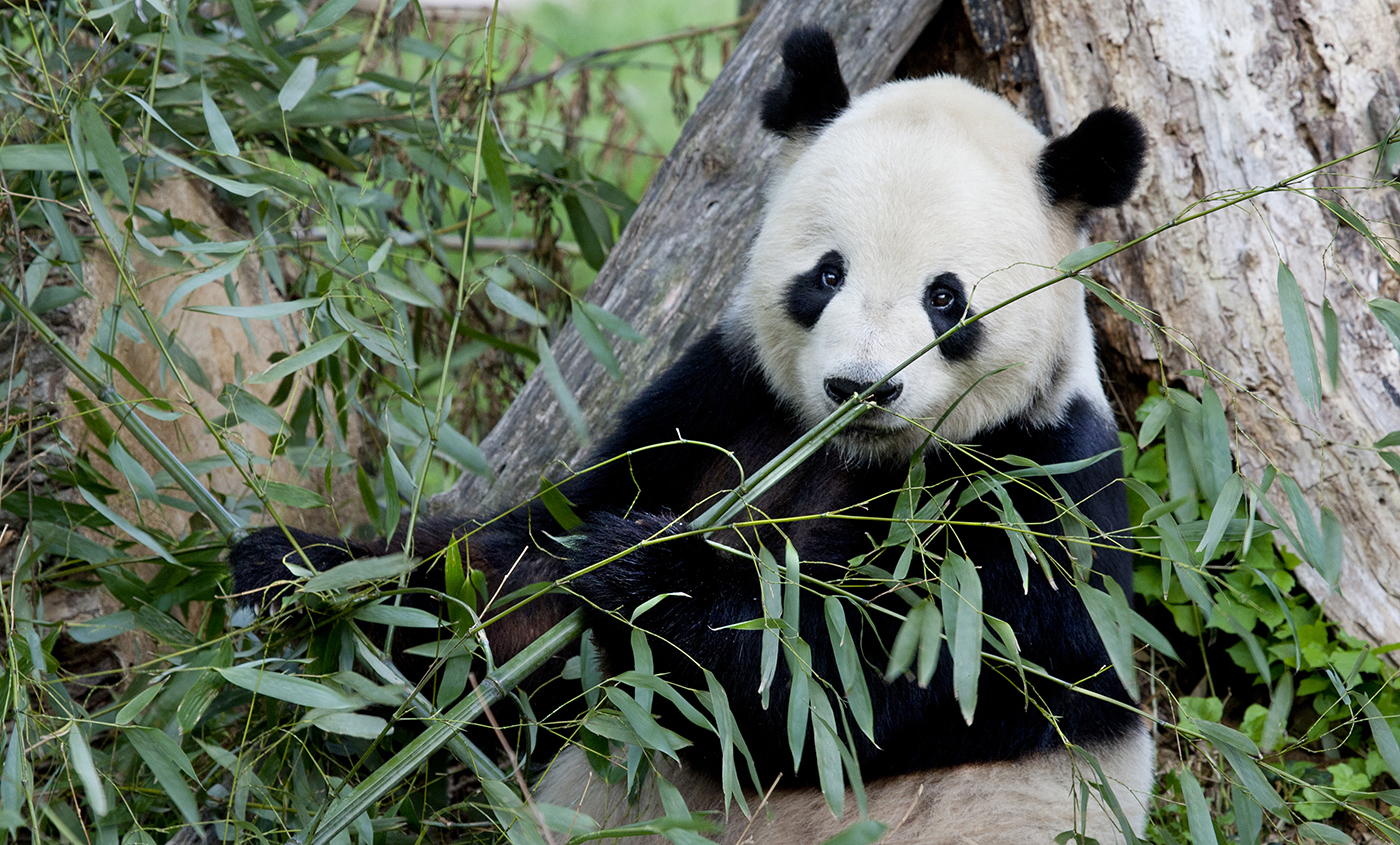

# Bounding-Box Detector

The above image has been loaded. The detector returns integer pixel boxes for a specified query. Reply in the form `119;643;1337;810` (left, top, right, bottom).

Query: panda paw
571;512;708;615
227;527;358;606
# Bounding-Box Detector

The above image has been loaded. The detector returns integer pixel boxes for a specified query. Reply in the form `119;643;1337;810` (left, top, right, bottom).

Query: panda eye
819;266;844;289
928;288;955;310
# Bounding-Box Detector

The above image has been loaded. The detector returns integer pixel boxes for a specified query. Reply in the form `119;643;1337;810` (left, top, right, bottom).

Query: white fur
726;76;1104;462
534;721;1154;844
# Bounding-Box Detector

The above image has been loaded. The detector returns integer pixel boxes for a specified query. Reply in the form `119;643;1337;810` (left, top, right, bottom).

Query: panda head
730;28;1147;463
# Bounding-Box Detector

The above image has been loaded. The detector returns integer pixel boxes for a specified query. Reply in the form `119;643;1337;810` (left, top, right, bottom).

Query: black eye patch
924;272;982;361
785;250;845;330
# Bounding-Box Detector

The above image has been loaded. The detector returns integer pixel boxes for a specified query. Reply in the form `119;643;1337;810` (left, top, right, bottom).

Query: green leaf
819;821;888;845
562;192;607;270
303;0;358;33
480;118;514;229
263;481;327;509
76;101;131;208
1077;275;1144;326
109;439;159;502
1056;241;1119;273
77;488;177;564
1260;671;1292;753
1200;383;1233;498
246;332;348;384
1196;474;1244;563
1279;473;1324;570
1363;699;1400;782
115;681;165;725
0;143;97;171
1277;261;1321;409
916;597;943;687
1075;577;1136;698
1233;785;1263;845
353;603;440;628
201;80;239;157
942;553;982;725
188;298;323;319
147;145;263;197
824;597;874;741
279;57;319;112
301;553;414;593
486;280;547;326
67;725;109;817
216;665;356;709
572;301;622;379
602;688;688;760
306;712;389;739
539;478;581;530
1368;297;1400;357
1137;396;1171;448
126;728;200;825
1180;768;1220;845
1377;431;1400;449
1297;822;1352;844
535;335;587;442
884;602;924;682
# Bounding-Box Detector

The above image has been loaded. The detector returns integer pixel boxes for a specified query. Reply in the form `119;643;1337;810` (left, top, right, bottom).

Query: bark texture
437;0;945;514
1022;0;1400;648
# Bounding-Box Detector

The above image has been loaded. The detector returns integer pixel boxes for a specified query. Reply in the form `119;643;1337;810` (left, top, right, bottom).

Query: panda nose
824;377;903;407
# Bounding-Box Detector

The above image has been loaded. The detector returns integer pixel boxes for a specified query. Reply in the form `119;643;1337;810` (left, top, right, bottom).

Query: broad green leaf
1279;473;1323;568
819;821;888;845
1363;699;1400;781
115;681;165;725
1077;275;1144;326
602;688;688;760
578;301;644;342
1057;241;1119;273
188;298;322;319
67;725;109;817
486;280;547;326
1200;384;1232;498
1215;741;1287;817
201;80;239;157
76;101;131;208
279;57;319;112
109;439;159;502
573;301;622;379
0;143;97;171
68;610;136;644
535;335;587;442
1318;506;1344;589
809;687;844;817
303;0;358;32
481;118;514;229
306;712;389;739
147;145;262;196
1075;577;1136;698
1297;822;1351;844
78;488;177;564
216;665;356;709
1276;261;1321;409
247;332;348;384
562;192;607;270
824;597;874;741
352;602;441;631
1233;785;1263;845
1369;298;1400;355
757;546;780;708
126;728;200;824
1260;671;1292;753
916;598;943;687
300;553;414;592
1137;396;1171;448
262;480;325;510
1377;431;1400;449
884;602;924;681
1196;474;1243;563
158;251;248;318
1180;768;1219;845
942;553;983;725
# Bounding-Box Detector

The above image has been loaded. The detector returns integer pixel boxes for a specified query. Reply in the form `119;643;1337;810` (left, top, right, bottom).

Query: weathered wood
437;0;944;515
1021;0;1400;649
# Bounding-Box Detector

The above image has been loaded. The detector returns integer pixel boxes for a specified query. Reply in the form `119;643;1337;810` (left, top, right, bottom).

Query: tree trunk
440;0;1400;654
1021;0;1400;651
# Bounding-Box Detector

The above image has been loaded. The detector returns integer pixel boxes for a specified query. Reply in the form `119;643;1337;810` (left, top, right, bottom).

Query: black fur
924;272;983;361
784;250;845;329
760;27;851;138
229;326;1138;786
1039;107;1148;210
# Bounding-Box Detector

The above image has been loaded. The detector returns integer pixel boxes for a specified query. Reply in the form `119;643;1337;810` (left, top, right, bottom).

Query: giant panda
230;26;1152;845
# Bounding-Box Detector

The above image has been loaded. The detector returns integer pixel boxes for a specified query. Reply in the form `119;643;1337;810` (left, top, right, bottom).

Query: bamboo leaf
884;602;924;682
1196;474;1244;562
916;598;943;687
1180;768;1220;845
75;101;131;208
1233;784;1263;845
216;665;356;709
1369;298;1400;355
943;553;983;725
247;332;348;384
279;57;319;112
201;80;239;157
1057;240;1119;273
1260;671;1292;753
126;728;200;825
486;280;547;326
1322;297;1339;387
819;821;888;845
303;0;357;33
824;597;874;741
481;118;514;229
300;553;414;593
1297;822;1352;844
1276;261;1321;409
306;712;388;739
67;725;109;817
78;488;177;564
535;335;587;442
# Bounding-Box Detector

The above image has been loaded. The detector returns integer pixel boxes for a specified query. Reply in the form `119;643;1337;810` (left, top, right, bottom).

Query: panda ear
760;27;850;138
1039;107;1148;210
